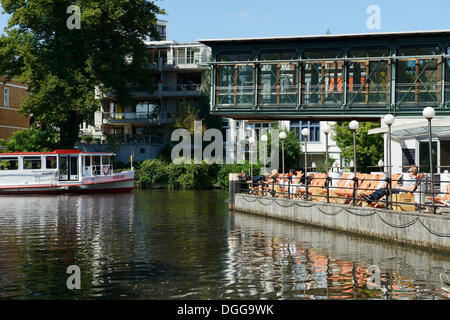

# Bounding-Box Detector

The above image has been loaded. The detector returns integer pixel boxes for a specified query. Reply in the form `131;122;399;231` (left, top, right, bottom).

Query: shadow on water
0;190;448;300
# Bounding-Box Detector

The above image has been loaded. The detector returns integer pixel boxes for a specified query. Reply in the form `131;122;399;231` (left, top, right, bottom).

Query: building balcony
128;84;203;98
149;56;210;71
112;134;165;145
102;112;174;125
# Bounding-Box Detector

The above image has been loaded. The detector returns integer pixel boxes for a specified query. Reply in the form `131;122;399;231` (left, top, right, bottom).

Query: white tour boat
0;150;134;194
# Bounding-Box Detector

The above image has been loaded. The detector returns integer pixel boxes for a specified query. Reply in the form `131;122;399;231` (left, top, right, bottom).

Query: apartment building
86;21;211;162
0;80;29;141
223;119;342;169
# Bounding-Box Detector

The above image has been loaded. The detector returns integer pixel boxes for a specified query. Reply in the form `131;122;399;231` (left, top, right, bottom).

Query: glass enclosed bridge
199;30;450;120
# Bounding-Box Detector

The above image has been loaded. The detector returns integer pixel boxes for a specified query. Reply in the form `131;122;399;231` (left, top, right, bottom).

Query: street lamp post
302;128;310;200
349;120;359;206
322;124;331;174
248;136;255;181
261;134;268;175
279;131;287;175
423;107;435;213
384;114;395;210
378;159;384;172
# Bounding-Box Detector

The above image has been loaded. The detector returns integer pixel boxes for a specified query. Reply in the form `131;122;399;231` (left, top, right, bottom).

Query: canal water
0;190;448;300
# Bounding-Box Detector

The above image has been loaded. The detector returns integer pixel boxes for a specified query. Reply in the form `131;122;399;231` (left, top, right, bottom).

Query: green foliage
332;121;384;172
217;162;263;188
0;126;59;152
135;159;221;190
135;159;169;189
0;0;165;148
280;129;302;170
265;127;302;170
313;156;336;173
171;70;222;135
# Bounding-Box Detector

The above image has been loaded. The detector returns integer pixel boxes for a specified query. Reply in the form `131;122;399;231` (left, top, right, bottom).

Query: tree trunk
58;111;81;149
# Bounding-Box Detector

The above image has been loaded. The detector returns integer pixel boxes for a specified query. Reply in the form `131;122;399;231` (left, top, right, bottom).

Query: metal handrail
238;173;449;214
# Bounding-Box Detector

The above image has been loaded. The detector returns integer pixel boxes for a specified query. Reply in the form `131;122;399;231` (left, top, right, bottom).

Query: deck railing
237;172;448;215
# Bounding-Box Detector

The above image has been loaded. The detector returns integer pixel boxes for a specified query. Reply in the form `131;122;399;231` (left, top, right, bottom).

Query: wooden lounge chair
368;173;402;208
324;173;354;203
332;173;366;204
309;173;328;202
426;180;450;207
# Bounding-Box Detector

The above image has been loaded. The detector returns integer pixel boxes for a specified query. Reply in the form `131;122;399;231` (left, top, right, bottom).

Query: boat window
84;156;91;167
102;156;110;166
70;157;78;176
0;157;19;170
46;156;57;169
23;157;42;170
93;156;101;175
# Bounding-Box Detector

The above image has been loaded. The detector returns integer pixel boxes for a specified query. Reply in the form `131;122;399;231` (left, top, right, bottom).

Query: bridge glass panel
216;64;254;106
446;47;450;106
347;48;390;105
396;46;441;106
258;63;297;105
302;49;344;105
216;52;253;62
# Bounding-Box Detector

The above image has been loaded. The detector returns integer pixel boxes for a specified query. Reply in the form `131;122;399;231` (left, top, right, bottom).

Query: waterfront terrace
199;30;450;120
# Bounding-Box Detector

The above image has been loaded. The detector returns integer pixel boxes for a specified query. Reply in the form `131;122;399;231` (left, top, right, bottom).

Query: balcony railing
149;56;210;69
102;112;173;124
161;84;202;92
127;84;202;97
106;134;165;145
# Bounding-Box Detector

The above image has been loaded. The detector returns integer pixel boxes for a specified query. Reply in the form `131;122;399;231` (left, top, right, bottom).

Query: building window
4;87;9;108
290;121;320;142
247;122;275;139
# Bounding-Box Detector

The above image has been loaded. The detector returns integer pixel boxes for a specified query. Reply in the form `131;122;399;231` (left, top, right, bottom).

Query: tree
0;126;59;152
0;0;165;148
266;127;302;171
279;129;302;171
172;70;222;134
332;121;383;172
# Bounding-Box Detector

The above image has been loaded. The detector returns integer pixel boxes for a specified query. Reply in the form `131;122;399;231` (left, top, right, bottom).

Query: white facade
373;116;450;175
222;118;342;169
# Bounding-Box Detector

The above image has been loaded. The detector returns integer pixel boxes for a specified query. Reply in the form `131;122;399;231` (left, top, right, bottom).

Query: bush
0;126;59;152
217;162;263;188
136;160;220;190
135;159;169;189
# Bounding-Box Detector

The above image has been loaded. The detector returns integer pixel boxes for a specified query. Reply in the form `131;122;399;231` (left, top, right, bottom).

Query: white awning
368;119;450;139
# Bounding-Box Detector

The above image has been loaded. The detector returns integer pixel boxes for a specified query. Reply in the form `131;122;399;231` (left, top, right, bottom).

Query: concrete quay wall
230;186;450;252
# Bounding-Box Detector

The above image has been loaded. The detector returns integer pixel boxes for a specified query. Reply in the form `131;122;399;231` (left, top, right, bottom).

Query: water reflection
0;190;448;300
227;212;450;300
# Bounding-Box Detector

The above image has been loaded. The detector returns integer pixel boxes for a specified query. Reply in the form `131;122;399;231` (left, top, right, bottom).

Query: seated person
290;170;305;195
247;169;279;185
361;165;420;204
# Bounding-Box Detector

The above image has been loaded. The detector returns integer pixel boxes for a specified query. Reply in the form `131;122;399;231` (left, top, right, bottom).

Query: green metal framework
200;31;450;119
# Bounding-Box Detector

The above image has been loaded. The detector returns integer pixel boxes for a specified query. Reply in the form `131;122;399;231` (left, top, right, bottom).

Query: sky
156;0;450;41
0;0;449;41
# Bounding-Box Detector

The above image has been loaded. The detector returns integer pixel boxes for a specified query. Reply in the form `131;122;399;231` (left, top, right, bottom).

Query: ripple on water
0;190;448;300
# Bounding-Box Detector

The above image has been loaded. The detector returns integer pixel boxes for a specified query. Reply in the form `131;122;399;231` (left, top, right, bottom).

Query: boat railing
85;164;114;177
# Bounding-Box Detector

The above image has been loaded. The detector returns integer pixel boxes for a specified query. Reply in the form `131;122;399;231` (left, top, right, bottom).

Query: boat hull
0;172;134;195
